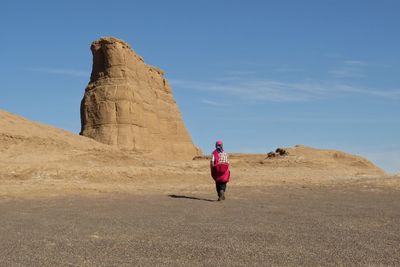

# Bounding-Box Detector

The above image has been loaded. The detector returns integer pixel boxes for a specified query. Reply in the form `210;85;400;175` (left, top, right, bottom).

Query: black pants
216;182;227;193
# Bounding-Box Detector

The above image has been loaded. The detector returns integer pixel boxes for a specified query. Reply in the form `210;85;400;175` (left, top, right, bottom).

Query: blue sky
1;0;399;173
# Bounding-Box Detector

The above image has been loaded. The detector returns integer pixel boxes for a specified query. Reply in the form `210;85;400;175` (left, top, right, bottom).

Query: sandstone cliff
80;37;201;160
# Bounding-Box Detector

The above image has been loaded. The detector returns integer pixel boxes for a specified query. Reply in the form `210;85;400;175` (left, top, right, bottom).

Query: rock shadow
168;194;216;202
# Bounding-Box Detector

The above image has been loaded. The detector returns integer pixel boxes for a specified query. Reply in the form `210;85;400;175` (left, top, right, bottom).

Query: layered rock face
80;37;201;159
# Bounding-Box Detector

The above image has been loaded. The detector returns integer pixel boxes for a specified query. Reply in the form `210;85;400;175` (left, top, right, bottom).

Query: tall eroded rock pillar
80;37;201;159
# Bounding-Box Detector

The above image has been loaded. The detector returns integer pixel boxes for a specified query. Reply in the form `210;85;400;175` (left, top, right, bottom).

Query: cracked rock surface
80;37;201;159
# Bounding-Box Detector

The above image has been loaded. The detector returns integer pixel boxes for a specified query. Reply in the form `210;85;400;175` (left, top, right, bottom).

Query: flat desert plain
1;175;400;266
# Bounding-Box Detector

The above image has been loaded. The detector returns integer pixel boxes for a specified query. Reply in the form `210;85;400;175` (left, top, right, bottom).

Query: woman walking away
210;140;230;201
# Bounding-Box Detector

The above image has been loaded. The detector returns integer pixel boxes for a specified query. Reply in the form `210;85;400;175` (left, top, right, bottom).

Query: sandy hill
0;109;389;197
1;109;110;152
264;145;384;172
0;109;142;179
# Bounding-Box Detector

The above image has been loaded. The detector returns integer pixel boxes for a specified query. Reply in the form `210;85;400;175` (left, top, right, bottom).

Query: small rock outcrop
267;148;289;158
80;37;201;159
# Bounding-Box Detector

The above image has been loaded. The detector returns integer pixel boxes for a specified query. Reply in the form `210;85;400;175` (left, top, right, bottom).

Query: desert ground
1;109;400;266
1;180;400;266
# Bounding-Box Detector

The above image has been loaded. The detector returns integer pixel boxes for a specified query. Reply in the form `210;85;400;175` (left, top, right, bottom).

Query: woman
210;140;230;201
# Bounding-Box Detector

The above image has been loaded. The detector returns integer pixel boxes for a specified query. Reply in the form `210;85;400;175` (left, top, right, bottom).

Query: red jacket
210;149;230;183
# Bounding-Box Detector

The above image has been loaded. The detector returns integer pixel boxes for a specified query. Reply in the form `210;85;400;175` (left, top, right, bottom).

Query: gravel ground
0;184;399;266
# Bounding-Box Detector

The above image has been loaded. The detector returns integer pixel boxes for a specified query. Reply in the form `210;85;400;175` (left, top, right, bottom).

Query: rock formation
80;37;201;159
267;148;289;158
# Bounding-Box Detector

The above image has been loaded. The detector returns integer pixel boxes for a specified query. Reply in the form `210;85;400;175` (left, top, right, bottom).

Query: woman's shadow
168;194;216;202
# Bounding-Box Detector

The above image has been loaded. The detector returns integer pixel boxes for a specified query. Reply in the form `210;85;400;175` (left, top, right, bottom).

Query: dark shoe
217;192;221;201
219;190;225;201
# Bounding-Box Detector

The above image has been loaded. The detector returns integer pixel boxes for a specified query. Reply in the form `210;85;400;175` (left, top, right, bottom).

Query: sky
0;0;399;173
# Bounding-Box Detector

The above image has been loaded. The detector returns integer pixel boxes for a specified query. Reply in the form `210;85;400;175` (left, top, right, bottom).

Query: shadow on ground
168;194;216;202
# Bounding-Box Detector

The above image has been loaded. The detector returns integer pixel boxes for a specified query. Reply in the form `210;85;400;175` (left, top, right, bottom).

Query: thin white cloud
224;67;305;76
325;53;343;59
329;60;368;78
274;67;305;73
224;70;256;76
171;78;400;102
329;69;363;78
343;60;369;67
172;79;316;102
201;99;228;107
26;67;89;77
220;116;400;124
